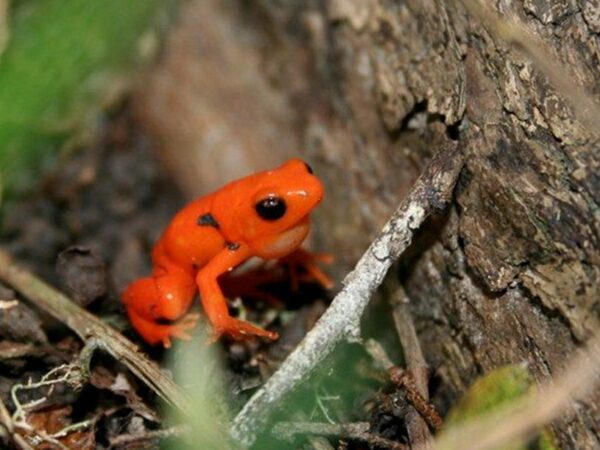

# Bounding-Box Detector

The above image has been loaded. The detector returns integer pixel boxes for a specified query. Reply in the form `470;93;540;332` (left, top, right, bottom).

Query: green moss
445;365;558;450
446;365;531;424
0;0;179;198
538;428;559;450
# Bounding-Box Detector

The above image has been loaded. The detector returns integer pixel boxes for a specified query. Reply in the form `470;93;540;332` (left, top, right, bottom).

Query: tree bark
137;0;599;447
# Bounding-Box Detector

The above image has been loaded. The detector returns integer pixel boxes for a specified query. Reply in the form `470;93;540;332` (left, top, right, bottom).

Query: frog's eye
255;196;287;221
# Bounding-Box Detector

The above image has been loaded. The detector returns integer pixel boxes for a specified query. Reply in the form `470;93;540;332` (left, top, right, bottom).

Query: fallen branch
0;250;192;417
231;144;463;445
272;421;408;450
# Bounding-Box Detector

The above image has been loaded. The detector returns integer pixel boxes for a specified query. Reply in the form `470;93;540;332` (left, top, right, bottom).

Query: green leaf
445;365;557;450
165;324;232;450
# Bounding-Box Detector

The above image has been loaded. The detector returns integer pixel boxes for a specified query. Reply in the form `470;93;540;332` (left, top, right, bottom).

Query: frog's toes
171;313;200;340
218;318;279;341
161;336;173;349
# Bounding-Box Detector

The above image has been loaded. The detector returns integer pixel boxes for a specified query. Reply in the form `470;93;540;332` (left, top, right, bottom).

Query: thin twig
429;329;600;450
231;145;463;446
11;364;82;424
389;368;442;432
0;395;34;450
0;394;12;434
24;430;69;450
12;434;34;450
364;338;394;370
7;362;96;449
0;415;35;450
272;421;408;450
0;249;192;417
0;342;39;360
390;284;429;397
309;436;336;450
389;282;436;446
48;419;94;440
109;424;188;448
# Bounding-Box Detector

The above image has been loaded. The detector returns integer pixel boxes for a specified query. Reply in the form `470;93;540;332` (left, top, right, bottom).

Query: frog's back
154;196;226;272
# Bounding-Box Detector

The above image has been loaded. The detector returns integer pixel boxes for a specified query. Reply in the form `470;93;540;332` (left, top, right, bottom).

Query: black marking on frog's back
197;213;219;228
226;242;240;251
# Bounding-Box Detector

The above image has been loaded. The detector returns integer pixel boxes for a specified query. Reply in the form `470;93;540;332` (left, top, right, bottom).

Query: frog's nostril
304;161;314;174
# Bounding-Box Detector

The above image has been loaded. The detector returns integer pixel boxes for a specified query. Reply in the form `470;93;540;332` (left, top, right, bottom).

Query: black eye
255;196;287;221
304;162;314;174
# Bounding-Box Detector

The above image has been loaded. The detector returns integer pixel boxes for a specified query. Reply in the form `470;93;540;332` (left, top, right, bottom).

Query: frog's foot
215;317;279;342
280;248;334;291
160;313;201;348
127;309;200;348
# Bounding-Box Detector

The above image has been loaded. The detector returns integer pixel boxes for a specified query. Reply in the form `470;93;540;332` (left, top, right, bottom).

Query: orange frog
122;159;332;347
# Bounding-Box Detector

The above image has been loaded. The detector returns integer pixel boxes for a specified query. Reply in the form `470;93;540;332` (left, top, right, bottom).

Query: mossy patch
444;365;558;450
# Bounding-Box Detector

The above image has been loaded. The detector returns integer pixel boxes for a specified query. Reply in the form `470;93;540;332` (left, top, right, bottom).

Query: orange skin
122;159;331;347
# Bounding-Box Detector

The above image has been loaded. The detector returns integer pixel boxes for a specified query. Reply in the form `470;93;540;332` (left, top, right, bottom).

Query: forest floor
0;104;340;449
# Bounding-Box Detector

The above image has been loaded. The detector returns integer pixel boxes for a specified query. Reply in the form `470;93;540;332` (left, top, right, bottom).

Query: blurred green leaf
166;325;233;450
0;0;179;199
444;365;557;450
0;0;8;57
446;365;531;424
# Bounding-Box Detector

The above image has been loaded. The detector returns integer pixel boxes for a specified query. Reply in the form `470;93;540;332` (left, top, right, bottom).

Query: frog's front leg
196;244;279;341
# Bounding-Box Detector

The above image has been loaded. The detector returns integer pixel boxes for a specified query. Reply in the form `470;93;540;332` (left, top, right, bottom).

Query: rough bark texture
136;0;599;448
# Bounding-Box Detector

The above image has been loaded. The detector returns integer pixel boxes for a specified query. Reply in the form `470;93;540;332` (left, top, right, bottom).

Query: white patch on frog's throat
262;221;309;257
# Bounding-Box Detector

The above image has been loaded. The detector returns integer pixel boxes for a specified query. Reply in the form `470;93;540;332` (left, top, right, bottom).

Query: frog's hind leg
126;306;200;348
122;266;198;347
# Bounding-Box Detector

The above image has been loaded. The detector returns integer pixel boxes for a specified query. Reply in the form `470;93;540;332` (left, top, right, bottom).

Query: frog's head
213;159;324;258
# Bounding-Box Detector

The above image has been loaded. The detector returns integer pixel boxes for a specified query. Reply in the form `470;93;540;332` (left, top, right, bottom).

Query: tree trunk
137;0;599;447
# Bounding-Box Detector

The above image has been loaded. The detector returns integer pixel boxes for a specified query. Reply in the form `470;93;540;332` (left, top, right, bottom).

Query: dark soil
0;107;186;447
